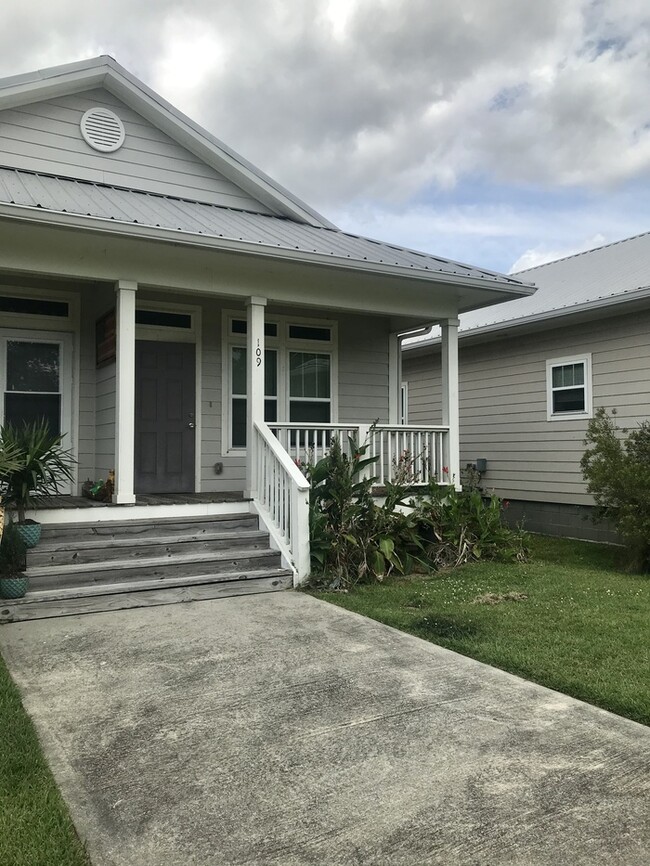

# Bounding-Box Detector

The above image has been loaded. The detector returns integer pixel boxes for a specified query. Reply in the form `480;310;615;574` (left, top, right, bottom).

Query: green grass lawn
0;654;90;866
312;535;650;726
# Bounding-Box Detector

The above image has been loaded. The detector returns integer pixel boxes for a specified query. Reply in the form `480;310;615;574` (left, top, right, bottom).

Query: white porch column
388;332;401;425
113;280;138;504
245;296;266;498
440;318;461;490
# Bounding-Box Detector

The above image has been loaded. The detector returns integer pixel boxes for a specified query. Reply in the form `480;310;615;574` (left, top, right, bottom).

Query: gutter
0;203;536;299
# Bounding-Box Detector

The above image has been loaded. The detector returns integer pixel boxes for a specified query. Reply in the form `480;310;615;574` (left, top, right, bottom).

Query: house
402;233;650;542
0;56;532;599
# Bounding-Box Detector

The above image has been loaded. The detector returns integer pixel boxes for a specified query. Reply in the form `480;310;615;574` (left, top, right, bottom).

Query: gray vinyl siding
404;352;441;425
403;307;650;505
338;315;390;424
77;296;96;482
94;363;115;480
0;88;273;212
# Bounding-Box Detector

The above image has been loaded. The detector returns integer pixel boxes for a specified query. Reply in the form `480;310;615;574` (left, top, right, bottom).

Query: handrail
251;420;310;584
267;422;370;430
255;420;310;491
373;424;449;432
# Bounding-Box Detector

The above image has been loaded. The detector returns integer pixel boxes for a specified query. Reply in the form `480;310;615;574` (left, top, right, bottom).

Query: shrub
307;435;426;588
306;434;528;588
418;483;528;568
0;421;76;523
581;407;650;571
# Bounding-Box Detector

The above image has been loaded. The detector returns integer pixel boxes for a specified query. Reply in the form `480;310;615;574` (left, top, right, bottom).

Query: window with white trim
225;314;335;449
0;330;74;446
230;346;278;447
289;351;331;422
546;355;592;420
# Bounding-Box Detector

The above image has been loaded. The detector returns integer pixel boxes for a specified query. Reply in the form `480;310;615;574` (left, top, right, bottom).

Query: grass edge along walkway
311;535;650;727
0;652;90;866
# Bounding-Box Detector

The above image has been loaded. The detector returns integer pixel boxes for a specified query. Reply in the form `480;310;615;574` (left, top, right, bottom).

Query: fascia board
0;55;108;91
0;203;534;302
0;57;335;230
0;66;108;108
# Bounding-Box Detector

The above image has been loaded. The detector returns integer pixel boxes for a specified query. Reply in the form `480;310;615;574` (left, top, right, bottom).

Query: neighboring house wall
403;305;650;540
0;88;273;212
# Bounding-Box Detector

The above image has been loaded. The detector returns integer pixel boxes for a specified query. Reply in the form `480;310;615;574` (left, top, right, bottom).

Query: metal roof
0;167;528;287
406;231;650;347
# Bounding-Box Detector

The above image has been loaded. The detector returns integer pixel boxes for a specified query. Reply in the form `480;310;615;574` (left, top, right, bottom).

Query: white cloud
0;0;649;270
509;234;607;272
2;0;649;207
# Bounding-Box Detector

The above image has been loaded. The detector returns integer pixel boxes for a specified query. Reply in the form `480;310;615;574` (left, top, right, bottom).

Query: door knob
188;422;195;429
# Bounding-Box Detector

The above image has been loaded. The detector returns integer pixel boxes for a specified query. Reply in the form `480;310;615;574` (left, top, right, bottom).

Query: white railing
369;425;449;486
267;423;450;486
270;423;361;466
251;420;311;583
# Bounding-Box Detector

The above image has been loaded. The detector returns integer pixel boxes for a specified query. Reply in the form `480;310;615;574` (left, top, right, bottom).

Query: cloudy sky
3;0;650;273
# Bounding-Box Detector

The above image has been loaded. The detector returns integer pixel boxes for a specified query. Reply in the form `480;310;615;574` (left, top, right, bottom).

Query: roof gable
0;56;334;227
0;87;278;211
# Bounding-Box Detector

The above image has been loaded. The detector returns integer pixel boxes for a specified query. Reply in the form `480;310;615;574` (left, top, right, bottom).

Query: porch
2;273;461;590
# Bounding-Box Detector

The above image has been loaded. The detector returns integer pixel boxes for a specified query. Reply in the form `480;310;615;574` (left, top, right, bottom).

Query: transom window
226;314;336;449
0;295;69;318
546;355;592;420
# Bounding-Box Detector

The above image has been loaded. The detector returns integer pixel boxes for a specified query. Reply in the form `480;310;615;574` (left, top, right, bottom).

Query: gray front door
135;341;196;493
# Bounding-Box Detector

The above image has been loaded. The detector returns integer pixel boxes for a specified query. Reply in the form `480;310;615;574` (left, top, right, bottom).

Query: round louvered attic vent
80;107;125;152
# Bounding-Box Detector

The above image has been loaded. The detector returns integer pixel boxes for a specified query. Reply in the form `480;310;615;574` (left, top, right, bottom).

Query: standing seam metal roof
405;231;650;347
0;167;527;286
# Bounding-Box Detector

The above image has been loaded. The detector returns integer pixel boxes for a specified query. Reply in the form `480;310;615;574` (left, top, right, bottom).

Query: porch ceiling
0;167;534;319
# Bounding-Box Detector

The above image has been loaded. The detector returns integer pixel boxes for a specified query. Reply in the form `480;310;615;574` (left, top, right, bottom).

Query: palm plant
0;436;23;545
0;420;76;524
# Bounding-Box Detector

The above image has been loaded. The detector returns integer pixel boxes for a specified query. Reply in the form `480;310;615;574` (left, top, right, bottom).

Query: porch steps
0;512;293;624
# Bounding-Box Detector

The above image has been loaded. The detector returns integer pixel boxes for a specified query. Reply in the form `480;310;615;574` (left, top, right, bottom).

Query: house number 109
256;340;262;367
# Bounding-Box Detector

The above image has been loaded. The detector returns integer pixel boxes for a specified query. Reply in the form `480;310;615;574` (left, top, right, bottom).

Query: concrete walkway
1;592;649;866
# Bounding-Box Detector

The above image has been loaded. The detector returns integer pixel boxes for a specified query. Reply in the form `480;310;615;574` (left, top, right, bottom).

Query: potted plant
0;519;28;599
0;420;76;548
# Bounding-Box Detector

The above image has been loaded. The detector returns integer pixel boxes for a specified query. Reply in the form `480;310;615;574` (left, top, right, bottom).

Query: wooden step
38;512;259;541
2;509;296;623
28;529;269;567
0;571;293;623
27;548;283;591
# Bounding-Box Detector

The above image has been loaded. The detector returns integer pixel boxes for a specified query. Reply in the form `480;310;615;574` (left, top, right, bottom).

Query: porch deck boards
35;492;247;509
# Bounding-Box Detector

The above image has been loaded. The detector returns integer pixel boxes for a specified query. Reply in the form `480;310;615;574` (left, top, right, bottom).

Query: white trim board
26;499;251;524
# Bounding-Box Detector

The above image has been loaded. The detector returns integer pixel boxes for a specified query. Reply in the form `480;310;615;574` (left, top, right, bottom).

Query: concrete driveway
1;592;649;866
